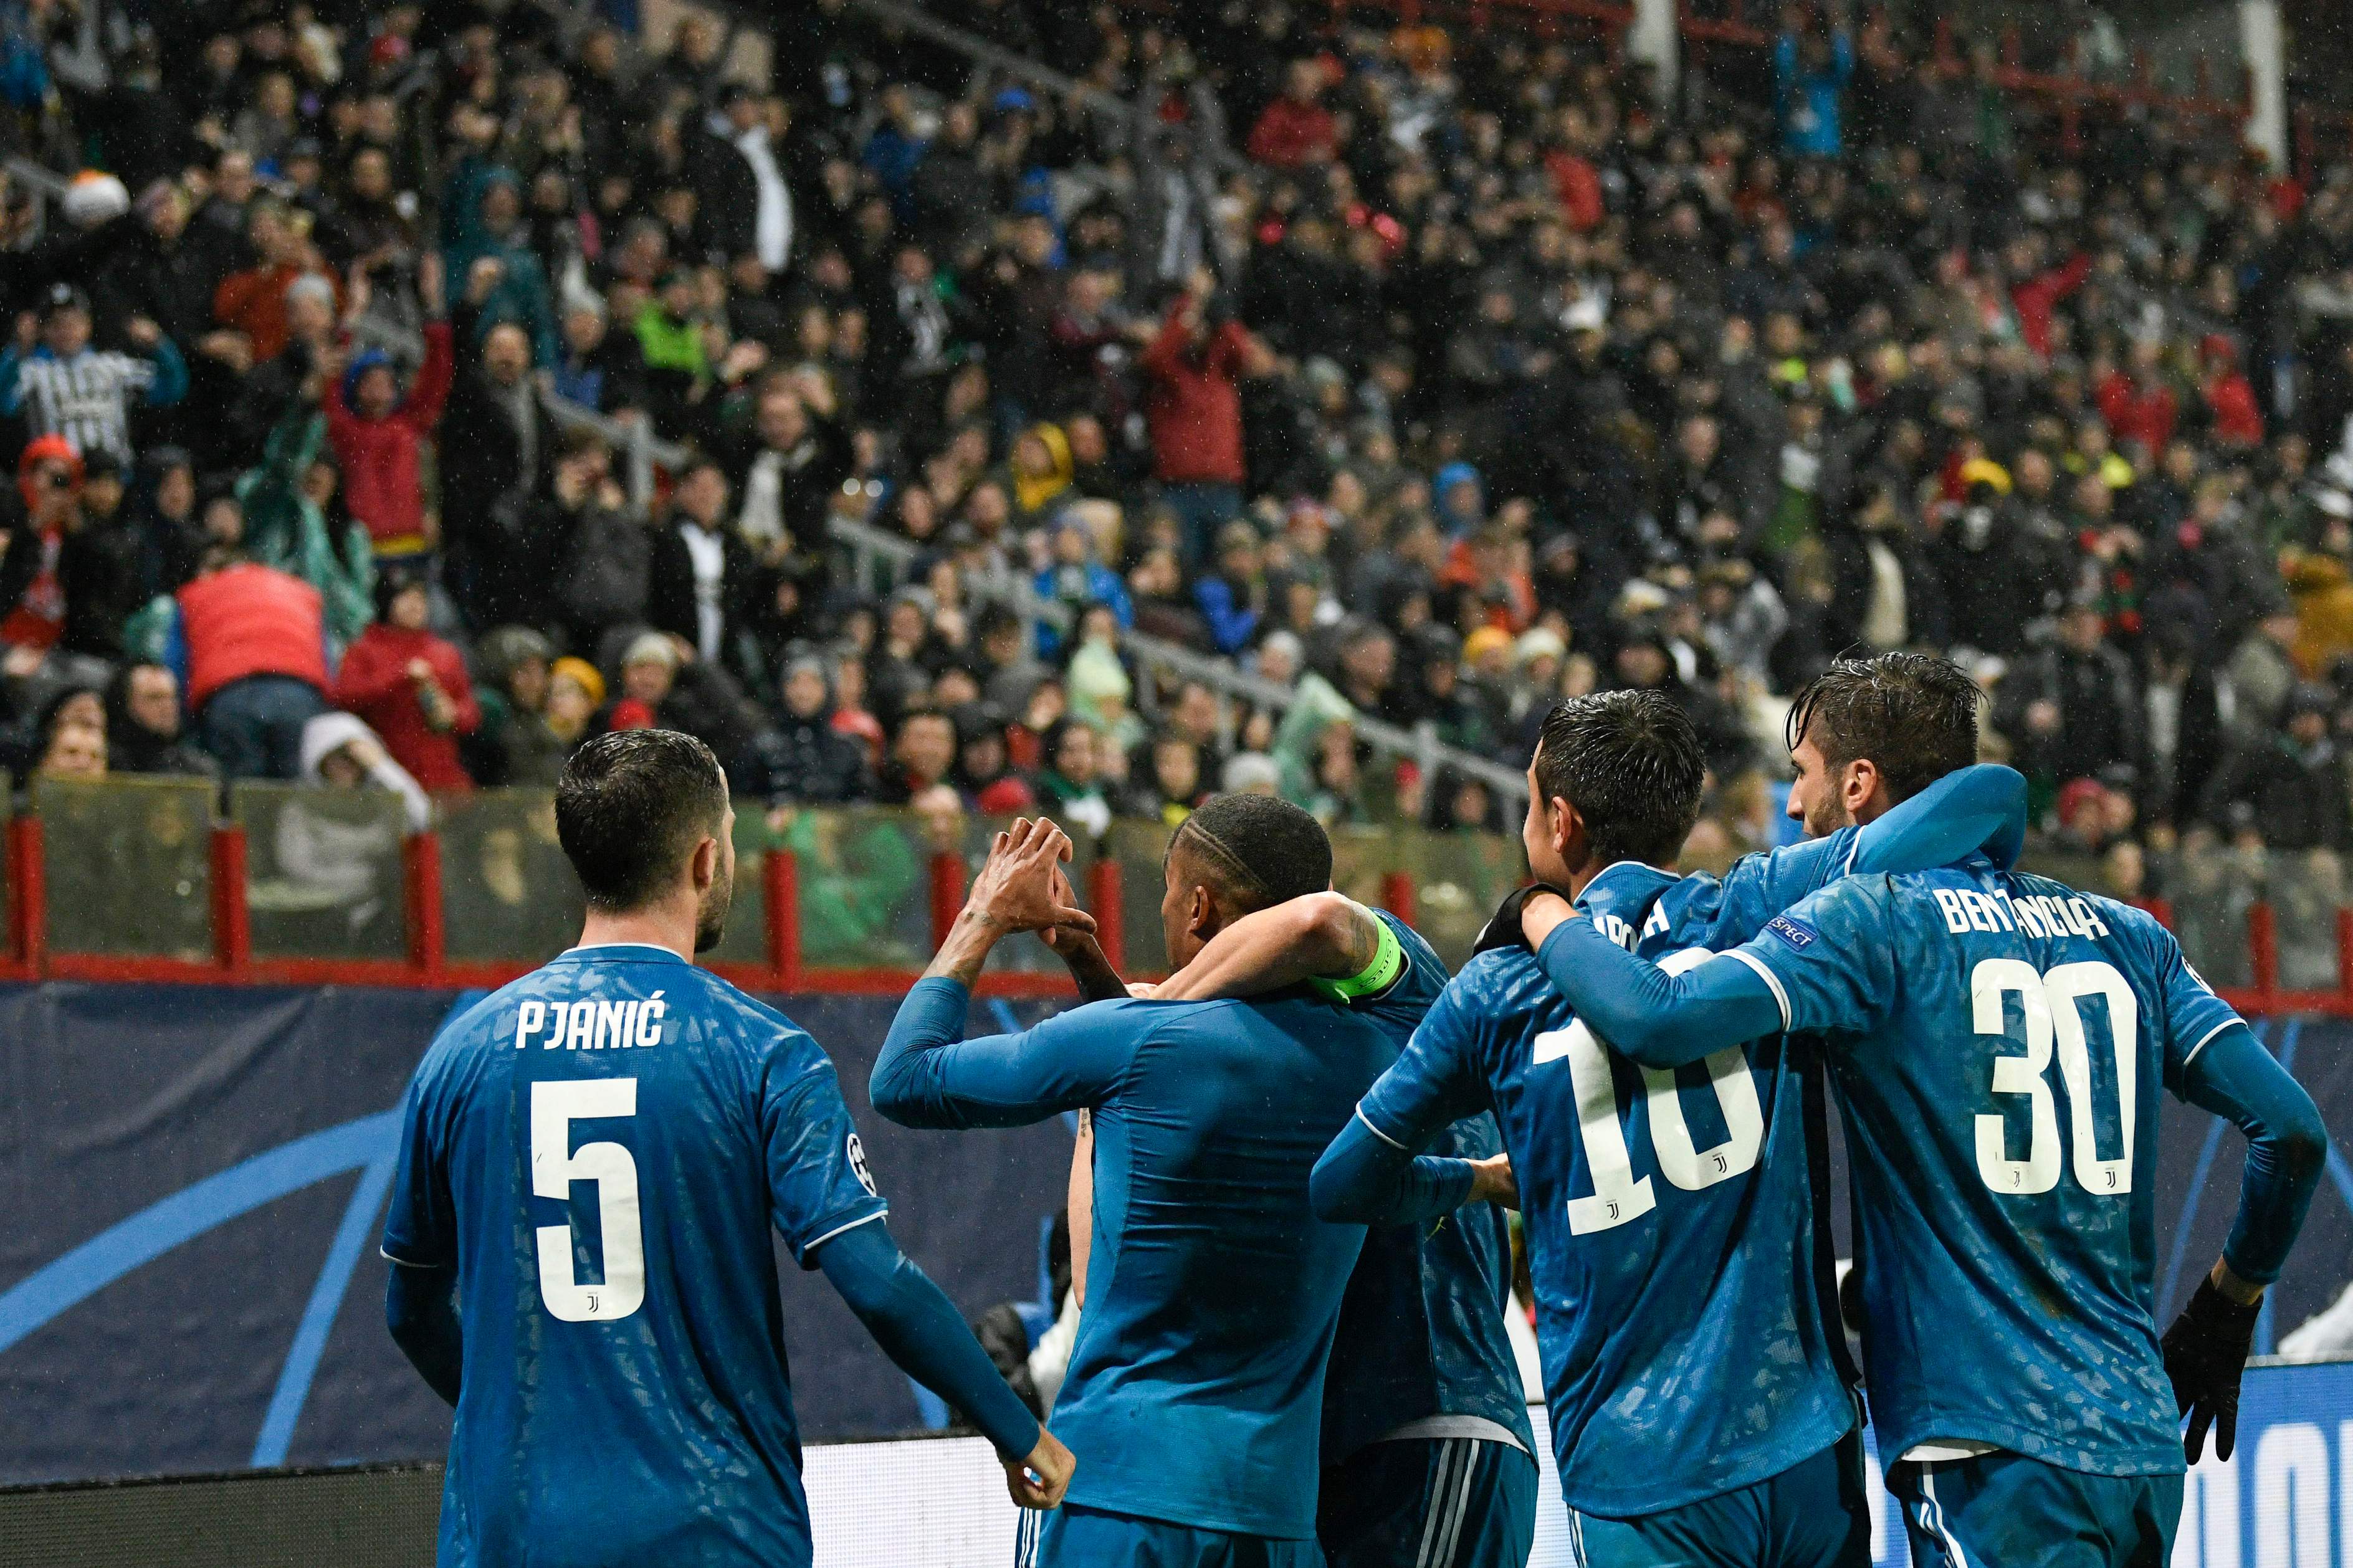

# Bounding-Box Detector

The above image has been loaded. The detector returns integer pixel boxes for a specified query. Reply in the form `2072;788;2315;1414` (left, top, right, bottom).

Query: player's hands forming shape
970;817;1096;936
1008;1425;1076;1509
1041;862;1093;952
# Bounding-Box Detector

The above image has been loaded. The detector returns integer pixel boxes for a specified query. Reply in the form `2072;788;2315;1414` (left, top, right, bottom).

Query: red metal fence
0;812;2342;1017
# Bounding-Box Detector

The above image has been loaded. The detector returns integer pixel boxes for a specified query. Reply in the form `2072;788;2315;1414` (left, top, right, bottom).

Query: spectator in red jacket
166;553;332;780
2005;240;2090;360
329;562;480;792
1246;60;1338;168
1141;277;1255;565
2200;335;2265;449
212;199;340;364
2096;338;2179;460
324;263;455;558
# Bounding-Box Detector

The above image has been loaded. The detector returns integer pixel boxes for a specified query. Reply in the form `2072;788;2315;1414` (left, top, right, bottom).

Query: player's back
1781;862;2206;1475
1057;991;1395;1537
1321;910;1534;1464
1454;866;1853;1516
387;944;884;1568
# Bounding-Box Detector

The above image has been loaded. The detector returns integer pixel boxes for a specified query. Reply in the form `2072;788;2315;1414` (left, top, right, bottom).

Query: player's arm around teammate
1521;873;2329;1466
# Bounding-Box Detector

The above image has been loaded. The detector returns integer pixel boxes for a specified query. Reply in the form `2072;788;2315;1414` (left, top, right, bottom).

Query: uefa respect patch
1765;914;1819;951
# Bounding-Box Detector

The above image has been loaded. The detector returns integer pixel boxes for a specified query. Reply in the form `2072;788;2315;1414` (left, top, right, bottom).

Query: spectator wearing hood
330;564;480;793
1006;422;1075;526
104;660;217;779
468;625;569;788
325;270;455;559
272;712;431;947
441;161;559;368
771;650;871;805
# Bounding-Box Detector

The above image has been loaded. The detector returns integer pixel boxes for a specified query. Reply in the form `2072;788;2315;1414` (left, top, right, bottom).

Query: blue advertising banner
0;980;2348;1505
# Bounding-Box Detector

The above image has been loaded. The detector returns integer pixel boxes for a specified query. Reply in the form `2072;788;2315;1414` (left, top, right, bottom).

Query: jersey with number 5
383;943;887;1568
1368;864;1854;1518
1725;863;2236;1476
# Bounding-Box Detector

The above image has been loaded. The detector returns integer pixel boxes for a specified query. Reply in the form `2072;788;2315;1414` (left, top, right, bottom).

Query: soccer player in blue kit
381;731;1074;1568
1309;682;2030;1567
1519;658;2331;1568
1147;886;1539;1568
871;797;1404;1568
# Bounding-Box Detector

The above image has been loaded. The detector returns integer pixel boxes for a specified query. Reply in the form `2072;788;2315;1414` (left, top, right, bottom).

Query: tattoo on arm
924;910;1008;989
1332;903;1381;977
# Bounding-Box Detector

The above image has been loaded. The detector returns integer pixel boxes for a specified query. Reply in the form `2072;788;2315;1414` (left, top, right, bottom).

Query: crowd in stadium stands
1;0;2352;906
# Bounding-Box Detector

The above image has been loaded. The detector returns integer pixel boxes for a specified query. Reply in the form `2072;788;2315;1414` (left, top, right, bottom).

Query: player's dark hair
1168;792;1332;913
1532;691;1706;868
1785;651;1981;803
556;729;729;910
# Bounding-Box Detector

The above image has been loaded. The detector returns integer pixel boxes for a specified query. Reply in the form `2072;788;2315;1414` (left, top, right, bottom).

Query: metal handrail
830;515;1531;806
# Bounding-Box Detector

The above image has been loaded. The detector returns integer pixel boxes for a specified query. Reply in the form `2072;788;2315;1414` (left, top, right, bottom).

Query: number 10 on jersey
1533;950;1767;1235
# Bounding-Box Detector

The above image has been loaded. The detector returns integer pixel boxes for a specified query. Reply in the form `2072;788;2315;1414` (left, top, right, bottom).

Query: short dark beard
693;882;733;954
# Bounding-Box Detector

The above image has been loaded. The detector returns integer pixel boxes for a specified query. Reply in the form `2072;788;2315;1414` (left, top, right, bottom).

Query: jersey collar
558;942;692;965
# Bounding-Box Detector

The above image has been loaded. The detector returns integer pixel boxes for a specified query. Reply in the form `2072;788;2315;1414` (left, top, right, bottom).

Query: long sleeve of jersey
1534;915;1787;1070
2175;1025;2328;1285
815;1219;1042;1460
871;977;1134;1129
1312;984;1491;1223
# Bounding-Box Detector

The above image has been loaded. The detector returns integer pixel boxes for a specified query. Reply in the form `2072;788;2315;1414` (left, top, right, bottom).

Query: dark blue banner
0;983;2346;1487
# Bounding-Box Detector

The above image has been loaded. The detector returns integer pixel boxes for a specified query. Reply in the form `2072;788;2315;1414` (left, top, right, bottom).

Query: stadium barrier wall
2;778;2349;1017
2;1367;2347;1567
0;982;2347;1493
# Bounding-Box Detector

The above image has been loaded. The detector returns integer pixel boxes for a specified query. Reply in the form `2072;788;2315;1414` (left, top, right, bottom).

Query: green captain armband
1308;903;1405;1004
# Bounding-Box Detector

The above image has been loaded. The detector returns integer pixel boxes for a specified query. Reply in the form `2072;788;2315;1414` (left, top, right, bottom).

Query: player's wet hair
1533;691;1706;868
556;729;729;910
1168;792;1332;913
1785;651;1981;803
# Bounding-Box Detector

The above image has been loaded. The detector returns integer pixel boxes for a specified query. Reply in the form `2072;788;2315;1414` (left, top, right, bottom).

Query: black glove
1473;883;1577;956
2160;1277;2261;1463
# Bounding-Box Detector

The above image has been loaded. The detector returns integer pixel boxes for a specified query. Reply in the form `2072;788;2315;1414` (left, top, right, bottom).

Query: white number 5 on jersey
532;1078;647;1322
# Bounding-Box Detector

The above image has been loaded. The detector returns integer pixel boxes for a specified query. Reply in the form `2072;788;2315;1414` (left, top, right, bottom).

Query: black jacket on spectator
2198;734;2353;851
59;516;145;662
646;520;758;678
441;361;555;629
550;498;652;651
2003;642;2144;788
768;713;871;804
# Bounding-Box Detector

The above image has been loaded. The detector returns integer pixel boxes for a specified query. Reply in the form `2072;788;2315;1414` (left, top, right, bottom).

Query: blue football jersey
384;944;887;1568
1361;868;1854;1518
1725;862;2240;1475
1319;909;1536;1465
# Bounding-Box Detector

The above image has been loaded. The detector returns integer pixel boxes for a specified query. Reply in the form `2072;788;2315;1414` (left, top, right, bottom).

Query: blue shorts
1888;1452;2182;1568
1567;1433;1871;1568
1036;1503;1323;1568
1318;1436;1539;1568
